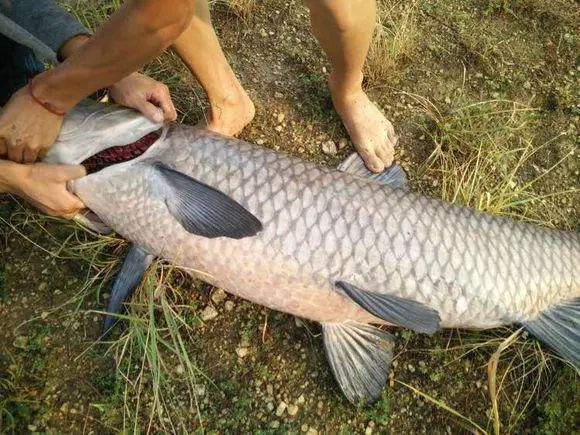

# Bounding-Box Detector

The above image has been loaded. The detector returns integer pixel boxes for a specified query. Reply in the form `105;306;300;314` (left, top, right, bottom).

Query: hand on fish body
43;100;579;405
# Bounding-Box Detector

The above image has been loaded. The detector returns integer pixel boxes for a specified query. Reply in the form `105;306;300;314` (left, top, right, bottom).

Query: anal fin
523;297;579;368
337;281;440;335
103;244;154;334
322;321;395;404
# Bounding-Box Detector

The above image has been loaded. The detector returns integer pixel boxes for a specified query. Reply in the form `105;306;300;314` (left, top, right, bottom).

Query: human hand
108;72;177;123
0;86;64;163
12;163;86;219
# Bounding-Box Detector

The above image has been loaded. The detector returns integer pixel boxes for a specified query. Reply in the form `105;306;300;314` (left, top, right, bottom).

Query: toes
360;149;385;173
376;144;394;168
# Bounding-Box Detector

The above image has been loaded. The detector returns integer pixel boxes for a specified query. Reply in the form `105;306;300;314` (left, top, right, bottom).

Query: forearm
0;161;25;194
33;0;194;112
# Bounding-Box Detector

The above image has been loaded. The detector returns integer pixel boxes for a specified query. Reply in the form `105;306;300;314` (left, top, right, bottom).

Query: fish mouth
81;130;161;174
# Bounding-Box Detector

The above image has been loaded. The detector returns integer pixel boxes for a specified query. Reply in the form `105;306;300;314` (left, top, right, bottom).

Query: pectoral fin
322;321;395;404
336;281;440;335
103;244;154;334
153;162;262;239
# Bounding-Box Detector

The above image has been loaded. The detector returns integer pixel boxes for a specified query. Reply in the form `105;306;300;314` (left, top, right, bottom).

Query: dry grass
213;0;257;20
365;0;420;87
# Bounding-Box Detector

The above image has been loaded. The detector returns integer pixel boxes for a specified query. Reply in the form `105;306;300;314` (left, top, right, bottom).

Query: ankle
328;70;364;102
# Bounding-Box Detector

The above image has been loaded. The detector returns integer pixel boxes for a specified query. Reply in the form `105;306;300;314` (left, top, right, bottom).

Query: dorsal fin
337;153;408;189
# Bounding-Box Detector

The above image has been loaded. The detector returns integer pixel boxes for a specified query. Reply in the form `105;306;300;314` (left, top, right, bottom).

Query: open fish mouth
81;130;161;174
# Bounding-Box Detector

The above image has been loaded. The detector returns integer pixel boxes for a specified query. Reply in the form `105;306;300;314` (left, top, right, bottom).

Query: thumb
135;100;165;123
57;164;87;182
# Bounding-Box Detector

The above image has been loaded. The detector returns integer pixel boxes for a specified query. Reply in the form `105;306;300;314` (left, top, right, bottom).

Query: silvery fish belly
47;102;580;404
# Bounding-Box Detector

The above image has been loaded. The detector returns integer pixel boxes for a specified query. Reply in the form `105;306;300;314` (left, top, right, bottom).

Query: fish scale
68;123;579;330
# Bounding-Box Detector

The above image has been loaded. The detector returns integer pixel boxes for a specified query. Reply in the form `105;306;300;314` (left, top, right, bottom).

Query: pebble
287;403;299;416
176;364;184;375
267;402;274;411
275;401;287;416
201;305;218;321
236;347;249;358
211;288;227;305
297;394;305;405
337;138;349;150
224;301;235;311
267;384;274;395
301;424;309;432
39;282;48;291
256;138;265;145
277;113;285;123
321;140;337;155
271;421;280;429
274;92;284;99
28;425;37;432
306;428;318;435
275;125;283;132
193;384;206;396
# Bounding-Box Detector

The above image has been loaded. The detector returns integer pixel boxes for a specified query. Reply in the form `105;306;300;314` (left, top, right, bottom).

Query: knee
305;0;359;34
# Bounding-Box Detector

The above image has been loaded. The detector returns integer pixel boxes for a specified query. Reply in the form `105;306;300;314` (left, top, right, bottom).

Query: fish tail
523;297;579;368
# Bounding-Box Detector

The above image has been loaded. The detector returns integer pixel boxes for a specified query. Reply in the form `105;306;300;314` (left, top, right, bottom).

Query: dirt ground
1;0;579;433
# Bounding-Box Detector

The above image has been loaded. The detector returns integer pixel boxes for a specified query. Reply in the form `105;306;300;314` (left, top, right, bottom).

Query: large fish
46;100;579;404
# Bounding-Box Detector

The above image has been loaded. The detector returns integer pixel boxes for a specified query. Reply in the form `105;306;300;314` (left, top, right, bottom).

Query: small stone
176;364;184;375
193;384;206;396
274;92;284;99
275;125;283;132
301;424;309;432
271;420;280;428
287;404;299;416
236;347;249;358
407;364;416;373
277;113;286;123
224;301;234;311
306;428;318;435
256;138;265;145
275;401;287;416
28;425;37;432
201;304;218;321
337;138;349;150
267;402;274;411
40;311;49;319
444;97;451;104
321;140;337;156
523;81;532;90
39;282;48;291
297;394;305;405
13;336;28;349
267;384;274;395
211;288;227;305
365;426;373;435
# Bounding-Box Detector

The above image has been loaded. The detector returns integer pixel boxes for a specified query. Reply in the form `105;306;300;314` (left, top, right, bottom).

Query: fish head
44;99;163;165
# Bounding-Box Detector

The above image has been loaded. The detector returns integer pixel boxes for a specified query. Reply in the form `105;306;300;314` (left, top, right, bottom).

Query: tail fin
523;298;579;367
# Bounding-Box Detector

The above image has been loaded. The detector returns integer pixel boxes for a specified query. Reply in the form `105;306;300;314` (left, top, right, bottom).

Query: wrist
0;161;29;195
58;34;92;61
32;68;82;113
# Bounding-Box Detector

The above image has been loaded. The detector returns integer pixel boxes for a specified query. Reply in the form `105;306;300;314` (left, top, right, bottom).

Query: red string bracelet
27;79;66;116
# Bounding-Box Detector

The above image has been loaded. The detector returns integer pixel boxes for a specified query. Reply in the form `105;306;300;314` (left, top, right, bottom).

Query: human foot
198;82;255;137
330;76;398;173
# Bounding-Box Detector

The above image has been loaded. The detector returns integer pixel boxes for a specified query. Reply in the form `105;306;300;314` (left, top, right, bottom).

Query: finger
22;146;39;164
7;142;24;163
136;100;165;123
154;87;177;121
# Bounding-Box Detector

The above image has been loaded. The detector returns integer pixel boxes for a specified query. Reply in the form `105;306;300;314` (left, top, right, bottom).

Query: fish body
47;101;580;403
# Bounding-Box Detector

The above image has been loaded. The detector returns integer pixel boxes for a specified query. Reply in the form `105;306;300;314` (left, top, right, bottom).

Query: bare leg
305;0;397;172
172;0;254;136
